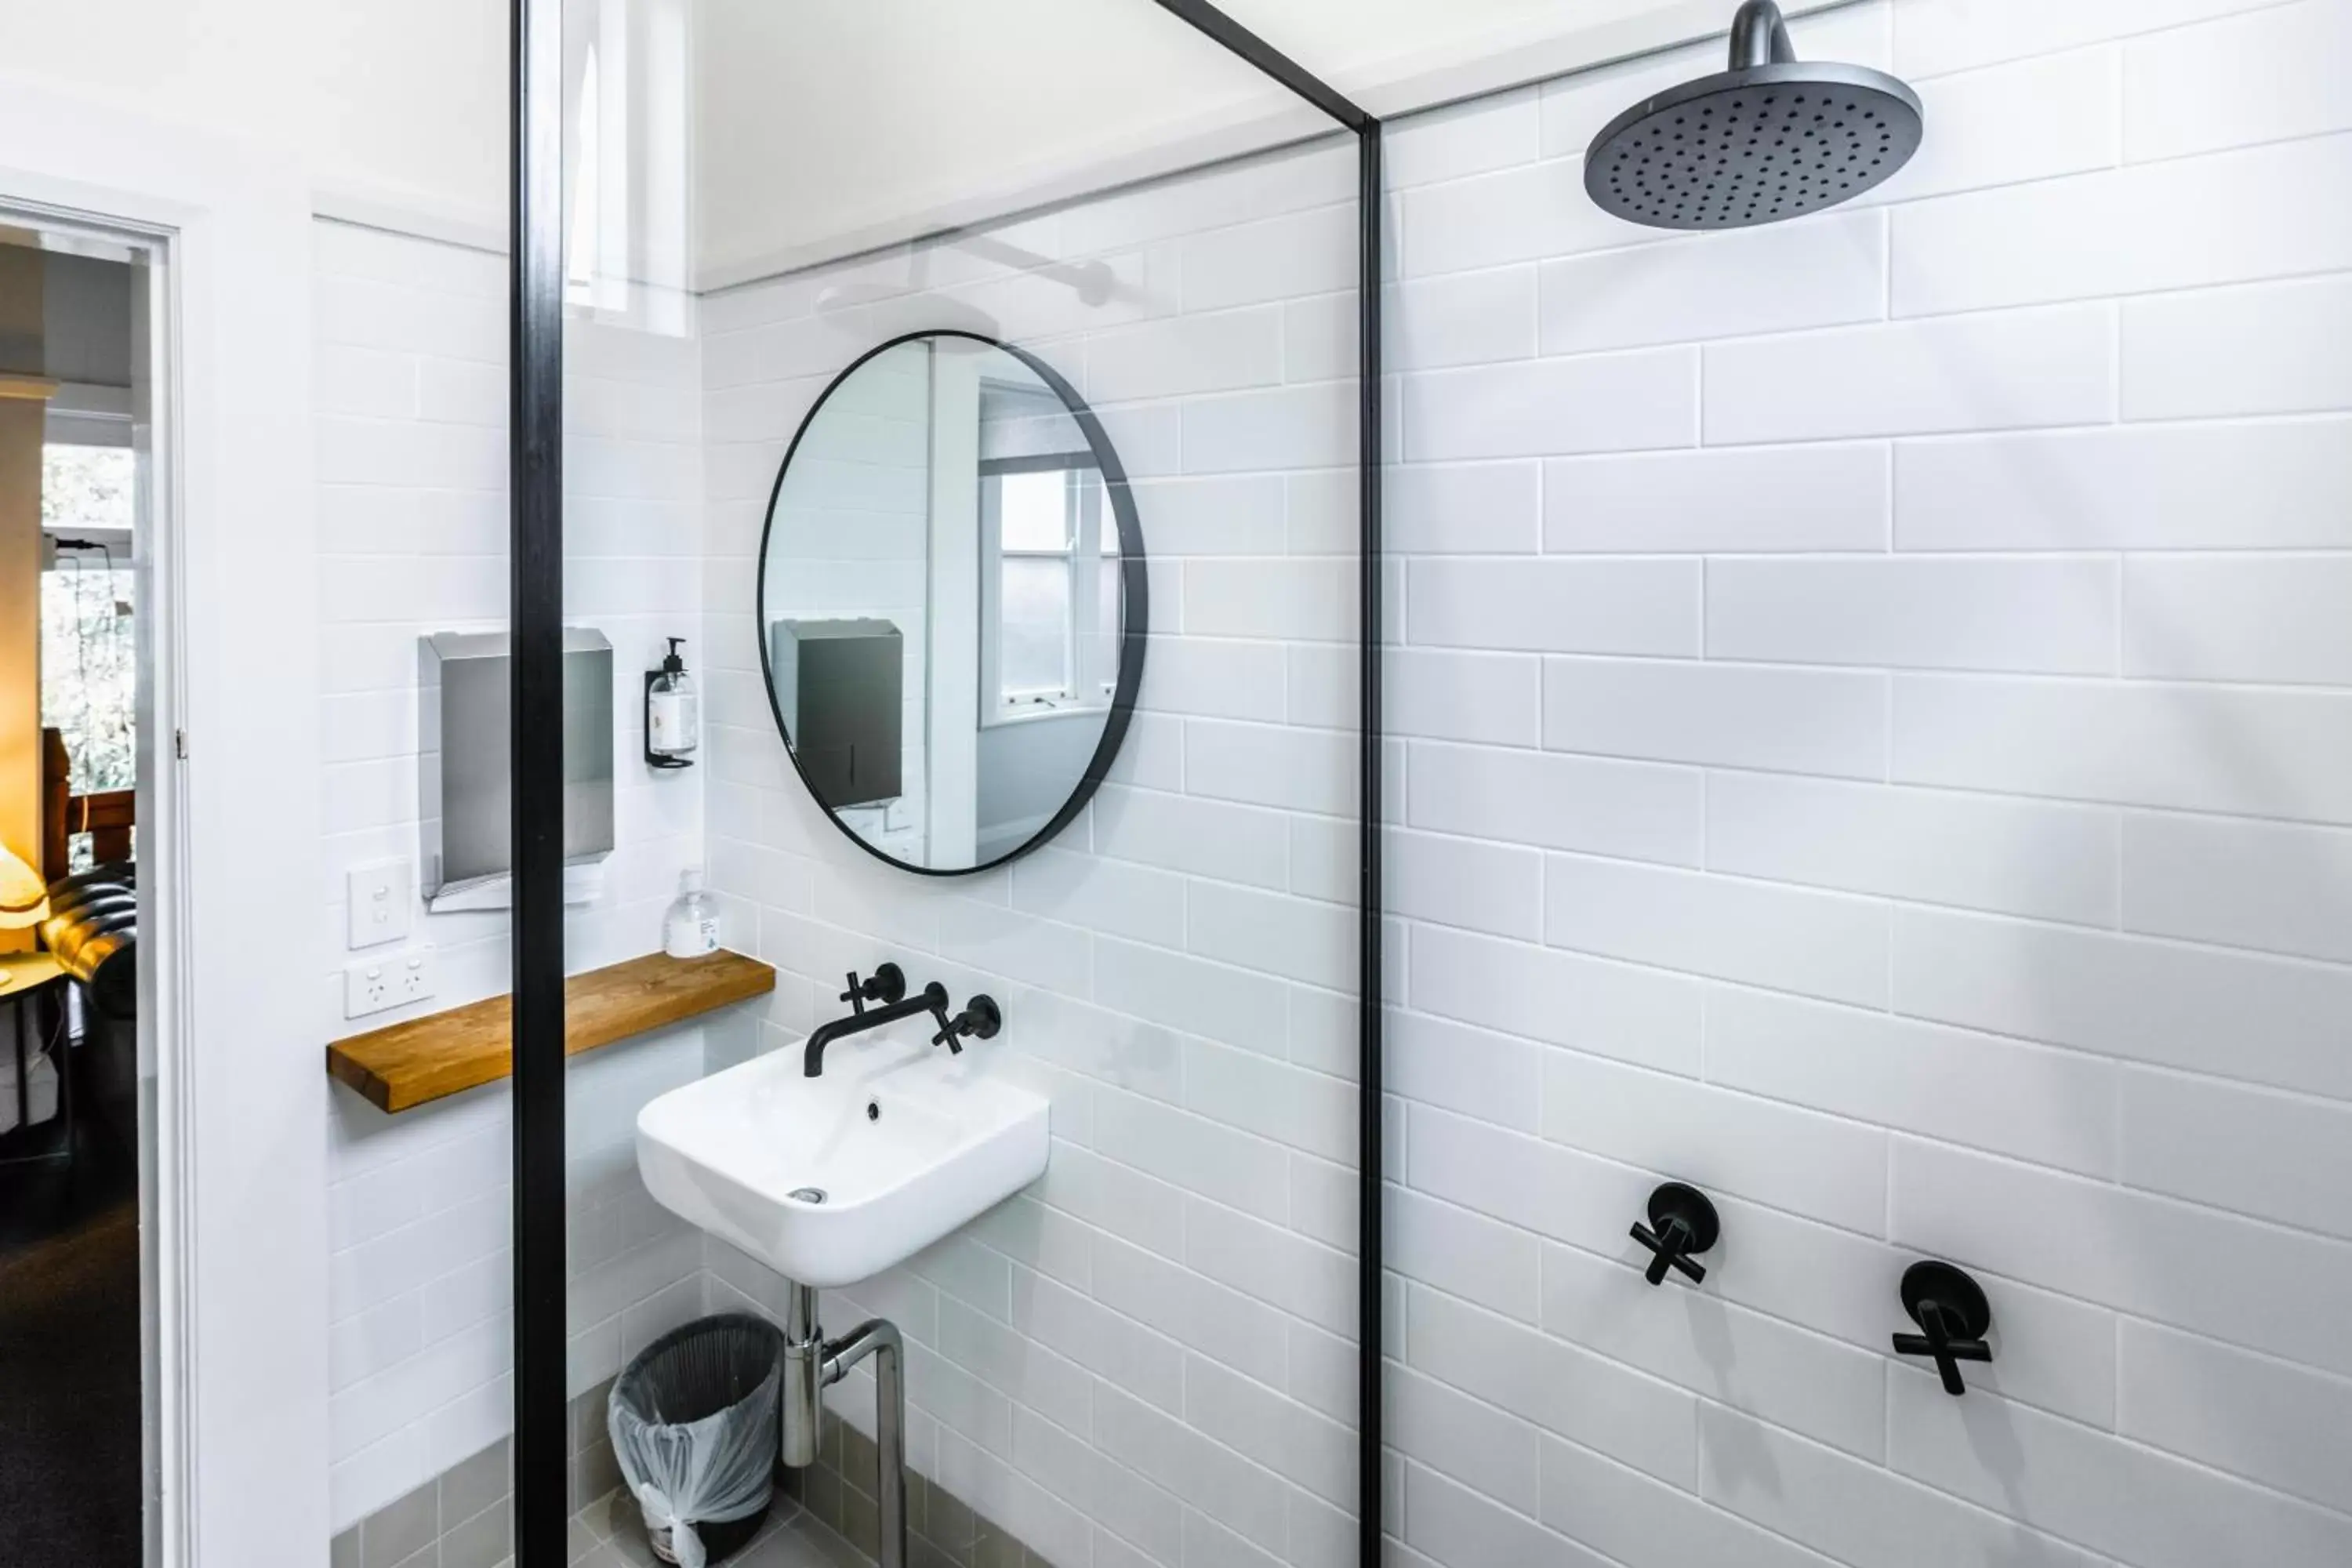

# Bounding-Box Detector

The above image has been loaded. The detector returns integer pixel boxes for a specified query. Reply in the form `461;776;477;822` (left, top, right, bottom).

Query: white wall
1379;2;2352;1565
0;0;509;232
0;71;332;1567
699;136;1369;1566
313;218;720;1529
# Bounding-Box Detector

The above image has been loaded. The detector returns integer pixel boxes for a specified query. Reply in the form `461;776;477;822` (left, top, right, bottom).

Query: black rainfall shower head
1584;0;1922;230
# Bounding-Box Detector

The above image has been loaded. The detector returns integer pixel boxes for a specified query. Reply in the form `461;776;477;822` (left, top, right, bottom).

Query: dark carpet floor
0;1117;141;1564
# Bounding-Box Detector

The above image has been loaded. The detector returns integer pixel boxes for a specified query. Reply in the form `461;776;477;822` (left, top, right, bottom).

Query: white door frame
0;71;329;1568
2;193;196;1568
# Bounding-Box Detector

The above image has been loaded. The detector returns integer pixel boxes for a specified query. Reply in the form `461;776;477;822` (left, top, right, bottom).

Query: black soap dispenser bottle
645;637;699;769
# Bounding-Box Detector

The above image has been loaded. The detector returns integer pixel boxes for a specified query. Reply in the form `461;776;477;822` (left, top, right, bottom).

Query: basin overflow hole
867;1100;880;1123
789;1186;827;1206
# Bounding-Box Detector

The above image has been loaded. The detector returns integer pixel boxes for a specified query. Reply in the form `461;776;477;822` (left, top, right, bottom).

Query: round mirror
758;331;1146;875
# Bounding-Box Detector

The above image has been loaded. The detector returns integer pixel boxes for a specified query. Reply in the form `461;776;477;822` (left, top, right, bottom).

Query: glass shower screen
523;3;1378;1566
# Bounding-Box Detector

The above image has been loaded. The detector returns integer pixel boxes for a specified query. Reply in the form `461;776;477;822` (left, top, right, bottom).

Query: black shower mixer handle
1893;1261;1995;1396
1630;1182;1721;1287
1632;1216;1706;1285
1893;1304;1992;1396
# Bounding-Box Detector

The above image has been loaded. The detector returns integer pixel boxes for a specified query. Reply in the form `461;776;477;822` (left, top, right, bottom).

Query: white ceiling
0;0;1853;284
691;0;1857;288
694;0;1313;286
1220;0;1760;114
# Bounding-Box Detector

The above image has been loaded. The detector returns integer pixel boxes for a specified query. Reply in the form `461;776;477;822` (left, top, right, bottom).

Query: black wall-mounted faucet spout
803;967;1005;1077
804;978;950;1077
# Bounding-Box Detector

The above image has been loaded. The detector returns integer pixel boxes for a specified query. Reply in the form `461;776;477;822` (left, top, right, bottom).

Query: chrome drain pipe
780;1283;907;1568
779;1285;825;1469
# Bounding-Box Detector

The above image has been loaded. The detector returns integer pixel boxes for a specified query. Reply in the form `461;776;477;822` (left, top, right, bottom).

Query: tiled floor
560;1485;865;1568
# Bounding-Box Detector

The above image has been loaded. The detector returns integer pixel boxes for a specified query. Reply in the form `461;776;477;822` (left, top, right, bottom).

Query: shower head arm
1729;0;1796;69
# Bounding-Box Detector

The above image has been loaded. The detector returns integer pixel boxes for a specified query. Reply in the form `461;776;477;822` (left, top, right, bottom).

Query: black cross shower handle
1630;1182;1721;1287
1893;1260;1995;1396
1632;1215;1706;1285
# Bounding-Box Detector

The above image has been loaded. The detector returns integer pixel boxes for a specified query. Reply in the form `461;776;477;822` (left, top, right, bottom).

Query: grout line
1880;672;1896;785
2110;811;2126;933
2111;549;2127;677
2111;42;2129;172
1882;198;1893;321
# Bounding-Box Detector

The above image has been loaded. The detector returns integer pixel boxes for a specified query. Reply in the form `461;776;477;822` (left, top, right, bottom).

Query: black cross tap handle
1632;1217;1704;1284
931;994;1004;1054
839;962;908;1014
1893;1261;1994;1396
1629;1182;1721;1287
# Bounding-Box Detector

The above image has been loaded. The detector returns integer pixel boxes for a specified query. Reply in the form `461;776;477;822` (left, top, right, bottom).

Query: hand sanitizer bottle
663;869;720;959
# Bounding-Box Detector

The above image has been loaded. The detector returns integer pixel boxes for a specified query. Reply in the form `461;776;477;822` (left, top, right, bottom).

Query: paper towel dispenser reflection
771;618;904;811
419;629;614;911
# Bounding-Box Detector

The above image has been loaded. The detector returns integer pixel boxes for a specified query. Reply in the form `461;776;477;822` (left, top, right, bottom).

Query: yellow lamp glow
0;845;48;931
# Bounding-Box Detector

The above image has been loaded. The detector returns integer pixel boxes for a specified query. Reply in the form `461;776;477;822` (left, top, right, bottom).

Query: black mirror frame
754;328;1149;878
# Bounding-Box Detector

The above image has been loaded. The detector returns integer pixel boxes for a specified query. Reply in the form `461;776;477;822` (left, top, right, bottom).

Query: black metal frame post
510;0;568;1559
1357;122;1385;1568
1145;6;1383;1560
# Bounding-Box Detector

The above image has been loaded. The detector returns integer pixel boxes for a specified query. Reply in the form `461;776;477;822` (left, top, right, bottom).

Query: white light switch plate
345;948;434;1020
347;858;414;949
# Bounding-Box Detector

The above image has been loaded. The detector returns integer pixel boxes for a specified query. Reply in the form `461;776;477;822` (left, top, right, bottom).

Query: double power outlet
347;950;434;1018
343;858;436;1020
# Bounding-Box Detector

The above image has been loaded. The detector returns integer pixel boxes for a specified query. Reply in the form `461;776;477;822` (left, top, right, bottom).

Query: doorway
0;218;155;1566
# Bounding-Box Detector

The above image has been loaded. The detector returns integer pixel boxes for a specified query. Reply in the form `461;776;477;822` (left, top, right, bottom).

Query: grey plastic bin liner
608;1314;784;1567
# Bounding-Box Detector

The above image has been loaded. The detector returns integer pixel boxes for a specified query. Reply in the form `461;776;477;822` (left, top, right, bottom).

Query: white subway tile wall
1383;2;2352;1566
699;136;1367;1568
316;219;720;1530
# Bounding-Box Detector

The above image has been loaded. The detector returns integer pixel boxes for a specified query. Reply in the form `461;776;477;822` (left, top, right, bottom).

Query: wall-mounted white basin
636;1025;1048;1289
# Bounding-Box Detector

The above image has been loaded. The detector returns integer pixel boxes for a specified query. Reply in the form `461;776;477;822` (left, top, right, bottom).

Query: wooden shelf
326;949;775;1114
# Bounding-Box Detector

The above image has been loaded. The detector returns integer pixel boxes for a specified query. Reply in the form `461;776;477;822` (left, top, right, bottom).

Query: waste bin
608;1313;784;1566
